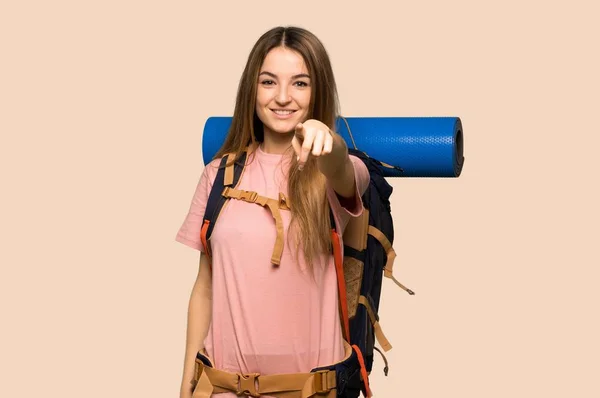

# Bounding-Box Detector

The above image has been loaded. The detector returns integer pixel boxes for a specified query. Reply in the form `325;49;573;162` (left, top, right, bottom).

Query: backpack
335;148;415;380
199;139;414;397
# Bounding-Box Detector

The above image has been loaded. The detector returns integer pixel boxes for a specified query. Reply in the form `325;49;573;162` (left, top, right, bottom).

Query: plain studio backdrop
1;1;598;397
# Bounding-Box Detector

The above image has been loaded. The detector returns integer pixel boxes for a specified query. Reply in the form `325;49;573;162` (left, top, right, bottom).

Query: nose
275;86;291;104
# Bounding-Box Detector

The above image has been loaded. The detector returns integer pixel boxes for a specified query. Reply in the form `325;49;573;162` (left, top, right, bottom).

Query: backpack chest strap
221;187;290;266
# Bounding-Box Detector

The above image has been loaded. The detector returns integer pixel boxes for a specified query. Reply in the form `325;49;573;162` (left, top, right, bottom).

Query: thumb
295;122;304;135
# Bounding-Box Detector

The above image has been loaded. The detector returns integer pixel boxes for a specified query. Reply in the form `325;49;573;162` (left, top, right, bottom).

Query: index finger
298;128;315;170
294;123;304;140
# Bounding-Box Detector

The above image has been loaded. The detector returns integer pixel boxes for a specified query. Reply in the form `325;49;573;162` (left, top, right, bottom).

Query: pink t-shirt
176;146;369;395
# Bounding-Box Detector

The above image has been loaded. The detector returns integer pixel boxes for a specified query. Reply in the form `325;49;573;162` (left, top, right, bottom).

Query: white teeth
273;110;294;115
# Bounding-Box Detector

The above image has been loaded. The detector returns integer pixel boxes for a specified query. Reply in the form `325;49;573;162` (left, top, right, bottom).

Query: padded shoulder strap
201;151;248;251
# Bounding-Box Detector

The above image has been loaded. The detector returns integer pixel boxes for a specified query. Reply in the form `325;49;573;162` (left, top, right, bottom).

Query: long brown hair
214;26;340;267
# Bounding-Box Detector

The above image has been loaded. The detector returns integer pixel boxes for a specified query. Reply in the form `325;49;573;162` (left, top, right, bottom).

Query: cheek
255;92;266;116
301;89;312;106
255;90;269;123
255;102;266;124
256;88;271;107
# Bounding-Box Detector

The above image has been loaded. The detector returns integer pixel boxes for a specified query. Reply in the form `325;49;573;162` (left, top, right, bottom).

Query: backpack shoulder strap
329;209;350;342
200;150;248;258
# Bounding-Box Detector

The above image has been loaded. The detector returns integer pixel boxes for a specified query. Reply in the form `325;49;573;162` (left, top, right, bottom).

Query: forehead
260;47;308;75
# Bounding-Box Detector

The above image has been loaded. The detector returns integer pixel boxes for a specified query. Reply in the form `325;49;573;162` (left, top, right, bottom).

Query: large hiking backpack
334;148;414;381
199;144;414;397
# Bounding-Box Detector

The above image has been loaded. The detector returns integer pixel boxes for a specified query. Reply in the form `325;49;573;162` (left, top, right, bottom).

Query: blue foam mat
202;116;464;177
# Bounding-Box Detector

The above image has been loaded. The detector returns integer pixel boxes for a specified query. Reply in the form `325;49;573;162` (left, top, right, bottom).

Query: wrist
318;131;348;178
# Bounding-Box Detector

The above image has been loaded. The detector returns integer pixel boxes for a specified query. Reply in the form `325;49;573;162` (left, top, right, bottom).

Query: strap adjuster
240;190;258;203
313;370;332;394
236;373;260;397
221;187;259;203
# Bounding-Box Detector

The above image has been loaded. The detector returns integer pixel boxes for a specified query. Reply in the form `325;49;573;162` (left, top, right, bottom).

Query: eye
260;80;275;85
294;81;309;87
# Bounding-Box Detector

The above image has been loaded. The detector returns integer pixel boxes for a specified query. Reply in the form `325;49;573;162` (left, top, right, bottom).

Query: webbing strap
358;295;392;352
200;220;210;257
200;151;247;262
192;359;336;398
223;152;236;186
352;345;372;398
331;229;350;341
368;226;415;295
221;187;291;266
200;220;212;272
191;363;214;397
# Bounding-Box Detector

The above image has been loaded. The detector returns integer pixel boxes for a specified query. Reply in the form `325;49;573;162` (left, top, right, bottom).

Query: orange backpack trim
331;229;350;341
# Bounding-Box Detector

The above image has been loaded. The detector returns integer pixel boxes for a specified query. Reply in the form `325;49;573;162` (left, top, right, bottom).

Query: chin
263;116;303;134
267;121;297;134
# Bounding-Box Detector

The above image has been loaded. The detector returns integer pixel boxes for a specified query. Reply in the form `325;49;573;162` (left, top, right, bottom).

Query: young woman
176;26;370;398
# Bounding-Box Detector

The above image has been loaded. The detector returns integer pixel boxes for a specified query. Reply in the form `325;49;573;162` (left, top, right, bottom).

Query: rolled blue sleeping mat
202;116;464;177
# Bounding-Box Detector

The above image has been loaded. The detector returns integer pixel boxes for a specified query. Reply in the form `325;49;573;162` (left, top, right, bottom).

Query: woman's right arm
179;253;212;398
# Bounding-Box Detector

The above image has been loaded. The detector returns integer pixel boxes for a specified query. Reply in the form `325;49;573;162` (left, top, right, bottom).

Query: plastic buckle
313;370;332;394
240;190;258;203
237;373;260;397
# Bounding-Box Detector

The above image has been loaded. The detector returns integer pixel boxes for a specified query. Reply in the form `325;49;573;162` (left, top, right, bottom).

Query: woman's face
255;46;312;138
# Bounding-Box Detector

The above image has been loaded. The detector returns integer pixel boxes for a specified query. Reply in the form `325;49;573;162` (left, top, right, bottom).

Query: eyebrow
259;71;311;79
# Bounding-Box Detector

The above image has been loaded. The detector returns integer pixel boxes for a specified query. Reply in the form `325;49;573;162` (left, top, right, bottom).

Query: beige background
1;1;598;397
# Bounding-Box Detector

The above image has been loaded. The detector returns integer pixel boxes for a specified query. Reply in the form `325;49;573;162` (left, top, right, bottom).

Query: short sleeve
326;154;370;231
175;159;221;251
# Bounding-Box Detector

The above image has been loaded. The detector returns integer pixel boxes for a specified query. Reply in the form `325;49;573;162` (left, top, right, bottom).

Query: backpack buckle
236;373;260;397
222;187;259;204
313;370;333;394
239;190;258;203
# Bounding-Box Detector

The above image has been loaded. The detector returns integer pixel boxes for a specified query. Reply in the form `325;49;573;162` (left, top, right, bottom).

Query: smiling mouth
271;109;297;116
